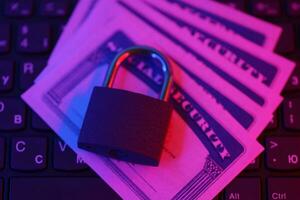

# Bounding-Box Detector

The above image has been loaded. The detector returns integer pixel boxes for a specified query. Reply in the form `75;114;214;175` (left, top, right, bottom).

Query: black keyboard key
5;0;33;17
0;61;14;92
275;23;295;54
0;98;26;130
17;23;51;53
283;97;300;130
32;112;50;130
225;178;261;200
10;177;121;200
250;0;281;17
285;67;300;92
0;138;4;170
266;137;300;170
0;24;10;53
286;0;300;16
19;59;47;90
268;178;300;200
11;137;47;171
54;138;87;171
39;0;72;17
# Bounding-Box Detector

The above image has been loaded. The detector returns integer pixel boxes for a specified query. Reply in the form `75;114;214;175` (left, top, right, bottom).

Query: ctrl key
268;178;300;200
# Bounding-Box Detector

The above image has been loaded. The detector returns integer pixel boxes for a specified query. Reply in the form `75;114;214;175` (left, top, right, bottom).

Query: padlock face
78;87;173;166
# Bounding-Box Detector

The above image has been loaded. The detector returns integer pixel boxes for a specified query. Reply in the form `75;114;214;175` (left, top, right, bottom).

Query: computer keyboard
0;0;300;200
0;0;121;200
215;1;300;199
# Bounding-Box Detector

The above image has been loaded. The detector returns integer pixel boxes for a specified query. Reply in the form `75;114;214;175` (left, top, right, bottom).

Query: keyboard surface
0;0;121;199
215;1;300;200
1;0;300;200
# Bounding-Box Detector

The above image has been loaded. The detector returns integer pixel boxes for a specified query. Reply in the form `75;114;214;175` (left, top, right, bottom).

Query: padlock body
78;87;173;166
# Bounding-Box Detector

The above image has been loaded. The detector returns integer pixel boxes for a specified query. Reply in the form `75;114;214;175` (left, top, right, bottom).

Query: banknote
36;0;282;82
22;3;263;199
142;0;295;96
117;0;283;137
36;0;98;82
120;0;288;104
167;0;281;50
33;0;276;138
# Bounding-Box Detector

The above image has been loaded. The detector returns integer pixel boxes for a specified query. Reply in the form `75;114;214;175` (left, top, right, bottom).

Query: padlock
78;46;173;166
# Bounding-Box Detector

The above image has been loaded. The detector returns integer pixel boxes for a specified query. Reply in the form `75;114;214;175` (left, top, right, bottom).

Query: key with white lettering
53;138;88;171
0;98;26;130
11;137;47;171
268;178;300;200
5;0;33;17
250;0;282;17
19;60;47;90
39;0;72;17
0;24;10;53
224;177;261;200
0;61;14;92
266;137;300;170
17;23;51;53
283;97;300;130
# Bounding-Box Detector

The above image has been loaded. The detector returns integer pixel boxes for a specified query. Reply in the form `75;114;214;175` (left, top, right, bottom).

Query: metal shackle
103;46;173;102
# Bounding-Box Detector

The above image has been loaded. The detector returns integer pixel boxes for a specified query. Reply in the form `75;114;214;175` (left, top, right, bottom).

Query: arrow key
266;137;300;170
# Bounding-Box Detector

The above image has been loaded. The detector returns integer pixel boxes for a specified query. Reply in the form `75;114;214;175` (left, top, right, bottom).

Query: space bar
10;177;121;200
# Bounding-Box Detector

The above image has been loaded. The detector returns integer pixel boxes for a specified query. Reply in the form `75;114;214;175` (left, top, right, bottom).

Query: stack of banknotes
22;0;295;199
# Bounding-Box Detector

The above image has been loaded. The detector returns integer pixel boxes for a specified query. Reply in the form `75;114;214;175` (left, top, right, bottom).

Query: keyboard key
0;24;10;53
19;59;47;90
224;178;261;200
286;0;300;16
10;177;121;200
17;23;51;53
275;23;295;54
32;112;50;131
266;137;300;170
0;138;4;170
39;0;72;17
5;0;33;17
268;178;300;200
285;67;300;92
11;137;47;171
0;98;26;130
250;0;281;17
283;97;300;130
53;138;88;171
0;61;14;92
